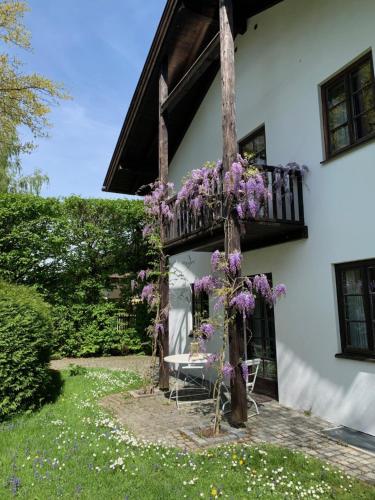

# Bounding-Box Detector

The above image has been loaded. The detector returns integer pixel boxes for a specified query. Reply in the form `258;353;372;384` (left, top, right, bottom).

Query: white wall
169;251;224;380
168;0;375;435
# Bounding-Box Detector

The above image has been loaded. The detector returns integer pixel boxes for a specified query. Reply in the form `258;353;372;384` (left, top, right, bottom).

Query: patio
101;379;375;485
51;357;375;484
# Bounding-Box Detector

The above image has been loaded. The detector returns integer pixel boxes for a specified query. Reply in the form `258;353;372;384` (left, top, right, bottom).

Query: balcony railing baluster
164;165;305;247
290;173;295;221
281;170;287;221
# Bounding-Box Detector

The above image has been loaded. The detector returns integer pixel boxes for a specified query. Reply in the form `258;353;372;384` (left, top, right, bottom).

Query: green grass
0;368;374;499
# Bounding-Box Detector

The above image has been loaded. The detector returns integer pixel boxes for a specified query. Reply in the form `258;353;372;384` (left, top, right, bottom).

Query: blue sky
17;0;165;198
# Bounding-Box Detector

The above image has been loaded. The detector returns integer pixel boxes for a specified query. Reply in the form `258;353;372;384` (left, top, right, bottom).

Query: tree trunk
158;64;169;390
219;0;247;425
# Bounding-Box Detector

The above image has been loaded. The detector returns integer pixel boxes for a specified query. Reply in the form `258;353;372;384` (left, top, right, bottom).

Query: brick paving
101;379;375;485
52;357;375;484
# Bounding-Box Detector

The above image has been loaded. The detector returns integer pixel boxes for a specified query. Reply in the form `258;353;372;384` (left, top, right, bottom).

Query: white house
104;0;375;436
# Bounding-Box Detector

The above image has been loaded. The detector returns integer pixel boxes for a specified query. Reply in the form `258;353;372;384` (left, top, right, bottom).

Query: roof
102;0;283;195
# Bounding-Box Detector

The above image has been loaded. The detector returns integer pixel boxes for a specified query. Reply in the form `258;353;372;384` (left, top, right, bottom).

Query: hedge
0;281;52;420
0;194;153;357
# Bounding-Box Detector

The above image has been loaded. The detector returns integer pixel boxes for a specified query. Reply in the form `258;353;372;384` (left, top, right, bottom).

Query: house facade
104;0;375;436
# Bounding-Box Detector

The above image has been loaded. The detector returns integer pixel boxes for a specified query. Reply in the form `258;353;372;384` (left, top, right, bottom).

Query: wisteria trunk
219;0;248;425
158;254;169;390
225;219;248;425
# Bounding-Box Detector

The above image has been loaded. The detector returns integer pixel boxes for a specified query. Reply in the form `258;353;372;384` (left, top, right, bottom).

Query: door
246;274;278;399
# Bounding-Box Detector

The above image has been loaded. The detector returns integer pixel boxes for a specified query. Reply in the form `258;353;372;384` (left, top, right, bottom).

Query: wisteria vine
192;248;286;433
134;155;306;431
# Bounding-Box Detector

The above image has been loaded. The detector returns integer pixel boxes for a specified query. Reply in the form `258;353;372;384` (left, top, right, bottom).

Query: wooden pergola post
219;0;247;424
158;63;169;390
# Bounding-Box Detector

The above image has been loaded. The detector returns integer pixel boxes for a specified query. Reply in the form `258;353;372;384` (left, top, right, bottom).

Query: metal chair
169;363;210;407
244;358;261;416
221;358;261;417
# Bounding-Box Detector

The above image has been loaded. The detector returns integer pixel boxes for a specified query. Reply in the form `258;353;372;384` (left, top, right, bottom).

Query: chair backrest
244;358;261;392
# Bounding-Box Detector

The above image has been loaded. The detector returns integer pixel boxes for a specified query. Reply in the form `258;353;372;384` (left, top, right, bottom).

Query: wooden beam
103;0;180;192
219;0;247;425
161;32;220;115
159;67;168;183
158;64;170;391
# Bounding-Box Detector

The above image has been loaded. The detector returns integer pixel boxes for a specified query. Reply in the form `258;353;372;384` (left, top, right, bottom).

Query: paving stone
101;385;375;484
52;357;374;486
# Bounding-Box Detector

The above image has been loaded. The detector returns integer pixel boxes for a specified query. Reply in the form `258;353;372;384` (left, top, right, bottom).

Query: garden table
164;353;212;407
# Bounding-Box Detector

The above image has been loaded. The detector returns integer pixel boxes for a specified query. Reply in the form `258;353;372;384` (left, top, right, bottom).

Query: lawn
0;368;374;499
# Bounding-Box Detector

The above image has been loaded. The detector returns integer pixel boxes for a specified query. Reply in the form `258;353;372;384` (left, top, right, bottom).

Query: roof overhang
103;0;283;195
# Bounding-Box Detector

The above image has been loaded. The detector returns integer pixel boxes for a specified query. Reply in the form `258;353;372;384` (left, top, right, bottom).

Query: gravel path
50;355;154;378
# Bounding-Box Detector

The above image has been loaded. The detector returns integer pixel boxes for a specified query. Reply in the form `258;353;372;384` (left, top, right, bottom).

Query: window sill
321;132;375;165
335;352;375;363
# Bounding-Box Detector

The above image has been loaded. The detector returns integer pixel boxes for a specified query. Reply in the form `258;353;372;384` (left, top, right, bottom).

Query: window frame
321;52;375;161
335;259;375;359
238;125;267;165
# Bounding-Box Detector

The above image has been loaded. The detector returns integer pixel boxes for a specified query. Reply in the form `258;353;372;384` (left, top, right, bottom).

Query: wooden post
219;0;247;425
158;64;169;390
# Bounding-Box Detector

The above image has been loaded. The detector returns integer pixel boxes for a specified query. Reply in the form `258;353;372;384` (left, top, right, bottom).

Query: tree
0;194;152;357
0;0;69;193
0;130;49;194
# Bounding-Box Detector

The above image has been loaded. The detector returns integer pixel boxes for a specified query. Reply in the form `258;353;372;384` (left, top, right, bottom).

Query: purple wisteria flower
144;181;174;222
244;277;253;291
214;295;225;311
222;362;234;379
230;291;256;317
228;250;242;275
141;284;156;306
177;183;189;201
200;322;215;339
272;283;287;303
236;203;244;219
253;274;272;303
224;161;243;195
137;270;147;281
190;196;204;211
210;250;221;271
194;275;218;294
176;162;220;212
206;353;219;367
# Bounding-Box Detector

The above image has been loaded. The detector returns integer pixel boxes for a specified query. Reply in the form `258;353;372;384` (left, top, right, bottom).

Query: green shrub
53;302;147;358
0;281;53;420
67;364;87;377
0;194;154;358
51;304;86;357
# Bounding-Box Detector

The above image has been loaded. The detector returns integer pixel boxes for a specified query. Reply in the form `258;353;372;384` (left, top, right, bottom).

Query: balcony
164;165;308;255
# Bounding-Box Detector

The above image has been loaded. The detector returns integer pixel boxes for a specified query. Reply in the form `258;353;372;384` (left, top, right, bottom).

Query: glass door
246;274;278;399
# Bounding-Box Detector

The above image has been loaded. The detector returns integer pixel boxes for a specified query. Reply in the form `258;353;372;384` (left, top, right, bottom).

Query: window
239;126;267;165
322;53;375;158
335;259;375;358
191;284;209;332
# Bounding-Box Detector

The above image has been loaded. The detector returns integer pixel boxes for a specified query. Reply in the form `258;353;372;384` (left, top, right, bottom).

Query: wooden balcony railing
164;165;306;252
